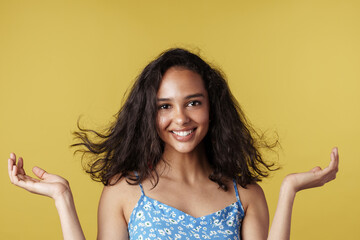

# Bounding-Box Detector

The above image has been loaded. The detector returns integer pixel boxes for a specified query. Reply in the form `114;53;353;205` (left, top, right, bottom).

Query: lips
171;129;194;136
170;128;196;142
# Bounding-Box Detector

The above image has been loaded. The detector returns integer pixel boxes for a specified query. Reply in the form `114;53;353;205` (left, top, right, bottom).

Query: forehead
157;67;207;97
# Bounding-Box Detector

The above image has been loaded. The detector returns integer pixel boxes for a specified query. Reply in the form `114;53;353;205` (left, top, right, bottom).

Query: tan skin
8;67;339;240
98;67;270;239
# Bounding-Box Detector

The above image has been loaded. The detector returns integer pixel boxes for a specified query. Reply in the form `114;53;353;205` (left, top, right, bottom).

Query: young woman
7;48;339;240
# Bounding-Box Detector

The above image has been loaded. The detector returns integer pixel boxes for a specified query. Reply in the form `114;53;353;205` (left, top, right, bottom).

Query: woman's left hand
283;147;339;193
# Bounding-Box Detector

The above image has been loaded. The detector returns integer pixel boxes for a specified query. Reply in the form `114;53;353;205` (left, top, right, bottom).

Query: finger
12;166;32;187
331;147;339;162
331;147;339;176
11;171;35;191
329;149;339;171
9;153;17;171
11;165;20;184
13;161;18;176
330;151;335;164
310;166;322;173
17;157;23;168
17;157;26;175
10;152;16;161
32;166;48;180
318;149;339;183
332;147;338;157
334;147;339;166
17;174;26;181
8;152;16;173
8;159;14;182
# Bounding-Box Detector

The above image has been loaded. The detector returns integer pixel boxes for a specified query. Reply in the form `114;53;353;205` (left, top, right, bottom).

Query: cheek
156;115;170;142
198;106;210;125
201;109;210;122
200;107;210;134
156;114;169;132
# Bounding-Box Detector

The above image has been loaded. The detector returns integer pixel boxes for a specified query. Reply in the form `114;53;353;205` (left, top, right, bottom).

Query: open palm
285;147;339;193
8;153;70;200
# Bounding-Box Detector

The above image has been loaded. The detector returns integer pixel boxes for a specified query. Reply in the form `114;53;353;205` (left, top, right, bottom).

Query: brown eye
187;100;201;107
159;104;171;110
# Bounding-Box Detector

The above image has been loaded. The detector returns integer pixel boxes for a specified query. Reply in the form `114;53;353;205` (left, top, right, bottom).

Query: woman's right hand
8;153;71;201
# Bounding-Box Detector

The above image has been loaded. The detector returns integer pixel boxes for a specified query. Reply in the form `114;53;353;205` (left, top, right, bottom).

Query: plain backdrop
1;0;359;239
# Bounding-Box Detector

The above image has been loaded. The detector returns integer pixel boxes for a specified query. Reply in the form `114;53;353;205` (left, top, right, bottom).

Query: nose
174;107;190;125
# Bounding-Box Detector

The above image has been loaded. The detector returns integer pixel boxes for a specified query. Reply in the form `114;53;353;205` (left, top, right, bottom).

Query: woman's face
156;67;210;154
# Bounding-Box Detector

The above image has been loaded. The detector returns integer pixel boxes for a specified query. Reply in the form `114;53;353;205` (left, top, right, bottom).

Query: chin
167;142;204;155
175;148;197;154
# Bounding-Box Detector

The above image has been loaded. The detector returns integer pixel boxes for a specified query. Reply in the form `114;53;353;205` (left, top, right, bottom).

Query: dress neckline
130;174;244;222
141;194;242;219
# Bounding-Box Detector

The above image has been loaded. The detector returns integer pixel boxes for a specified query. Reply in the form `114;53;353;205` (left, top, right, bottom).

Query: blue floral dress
128;179;244;239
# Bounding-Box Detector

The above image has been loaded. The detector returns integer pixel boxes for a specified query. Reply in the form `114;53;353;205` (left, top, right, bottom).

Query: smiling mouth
171;128;196;137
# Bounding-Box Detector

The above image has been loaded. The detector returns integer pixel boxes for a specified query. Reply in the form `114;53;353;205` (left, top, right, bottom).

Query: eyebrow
157;93;205;102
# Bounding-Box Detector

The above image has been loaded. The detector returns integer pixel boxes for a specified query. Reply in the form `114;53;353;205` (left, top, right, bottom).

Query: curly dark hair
72;48;278;190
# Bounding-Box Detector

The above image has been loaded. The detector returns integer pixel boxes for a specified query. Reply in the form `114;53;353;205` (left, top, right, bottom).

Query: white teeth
172;129;194;137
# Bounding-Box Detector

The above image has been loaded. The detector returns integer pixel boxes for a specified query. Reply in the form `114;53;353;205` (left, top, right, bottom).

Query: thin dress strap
233;179;240;201
134;171;145;195
138;182;145;195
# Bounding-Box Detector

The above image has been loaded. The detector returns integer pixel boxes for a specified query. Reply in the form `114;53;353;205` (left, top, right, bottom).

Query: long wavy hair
72;48;278;190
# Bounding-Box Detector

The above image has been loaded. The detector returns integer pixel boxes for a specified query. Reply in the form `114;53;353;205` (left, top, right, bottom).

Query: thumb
32;166;48;179
310;166;322;173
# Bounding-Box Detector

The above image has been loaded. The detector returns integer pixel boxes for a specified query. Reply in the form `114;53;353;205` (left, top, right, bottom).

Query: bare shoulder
236;182;267;212
99;175;141;219
238;183;269;239
101;175;140;203
97;175;141;240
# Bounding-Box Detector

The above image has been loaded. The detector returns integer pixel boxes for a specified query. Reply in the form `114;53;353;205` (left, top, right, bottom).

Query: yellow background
1;0;359;239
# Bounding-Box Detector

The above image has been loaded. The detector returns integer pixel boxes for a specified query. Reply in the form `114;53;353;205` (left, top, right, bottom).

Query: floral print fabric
128;179;244;240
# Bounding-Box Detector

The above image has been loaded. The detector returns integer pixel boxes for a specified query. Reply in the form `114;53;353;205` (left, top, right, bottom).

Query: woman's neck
158;143;212;185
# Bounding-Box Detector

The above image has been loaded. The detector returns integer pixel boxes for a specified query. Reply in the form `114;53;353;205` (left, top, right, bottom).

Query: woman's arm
242;147;339;240
241;184;270;239
97;184;129;240
268;147;339;240
8;153;85;240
